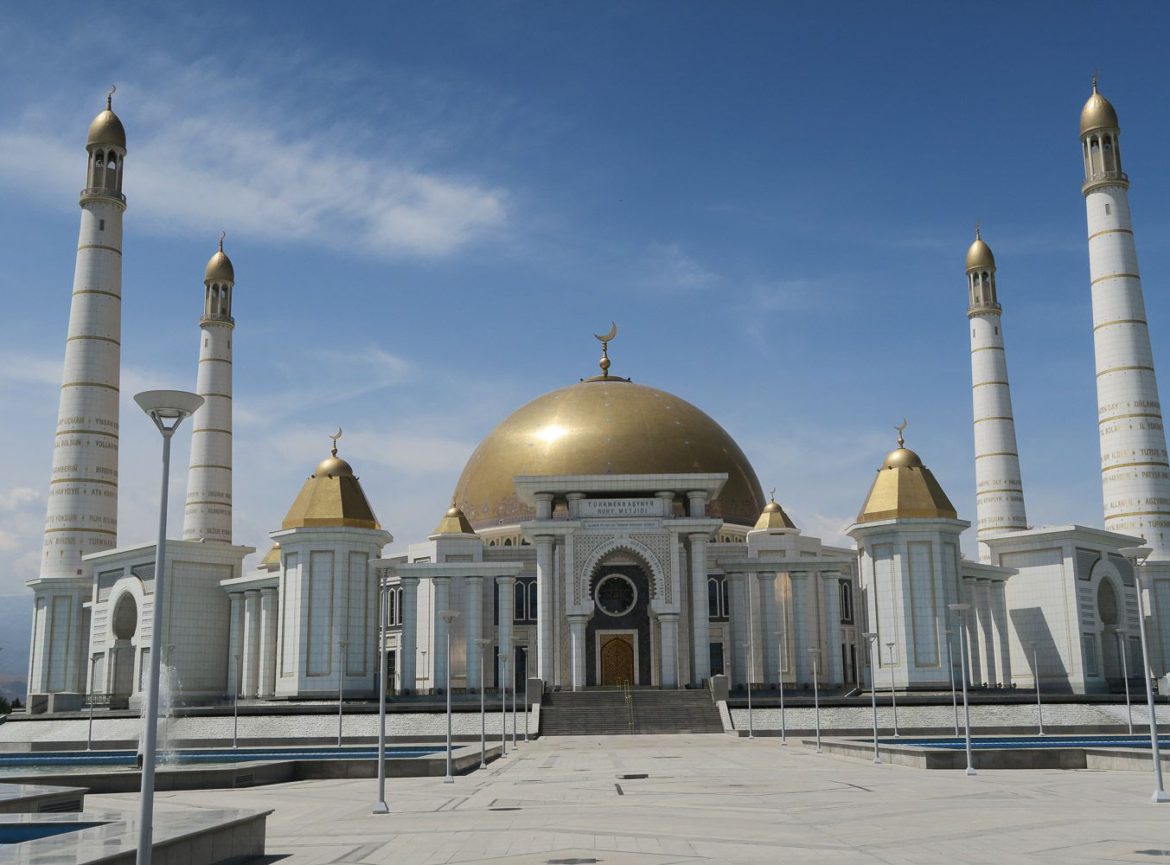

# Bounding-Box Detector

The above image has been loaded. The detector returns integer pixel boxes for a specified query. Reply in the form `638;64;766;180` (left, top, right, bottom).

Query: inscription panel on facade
579;498;659;518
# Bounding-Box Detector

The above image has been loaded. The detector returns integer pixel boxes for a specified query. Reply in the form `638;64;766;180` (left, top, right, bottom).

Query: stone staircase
540;688;723;736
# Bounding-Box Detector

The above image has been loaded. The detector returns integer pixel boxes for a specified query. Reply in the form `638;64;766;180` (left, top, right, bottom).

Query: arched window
528;580;538;620
839;581;853;623
388;586;398;626
503;538;512;547
514;581;526;622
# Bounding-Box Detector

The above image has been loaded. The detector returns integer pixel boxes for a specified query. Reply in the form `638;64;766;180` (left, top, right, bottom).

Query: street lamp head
808;647;821;656
1120;546;1153;566
862;631;877;642
948;603;971;612
439;609;461;624
474;638;491;648
134;390;203;434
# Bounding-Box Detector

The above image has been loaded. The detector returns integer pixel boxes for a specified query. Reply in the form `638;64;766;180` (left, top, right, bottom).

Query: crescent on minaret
594;321;618;343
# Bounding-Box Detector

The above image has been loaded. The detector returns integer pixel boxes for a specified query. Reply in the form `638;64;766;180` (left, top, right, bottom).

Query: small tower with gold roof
268;437;392;699
966;228;1029;559
848;429;969;690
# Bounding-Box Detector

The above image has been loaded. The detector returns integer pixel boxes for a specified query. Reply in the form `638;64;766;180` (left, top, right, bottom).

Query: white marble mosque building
22;83;1170;715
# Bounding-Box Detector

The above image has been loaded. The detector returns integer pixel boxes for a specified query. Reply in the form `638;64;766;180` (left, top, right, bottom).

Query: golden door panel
600;634;635;686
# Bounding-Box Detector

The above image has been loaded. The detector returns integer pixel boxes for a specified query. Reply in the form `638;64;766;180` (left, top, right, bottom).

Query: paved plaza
85;735;1170;864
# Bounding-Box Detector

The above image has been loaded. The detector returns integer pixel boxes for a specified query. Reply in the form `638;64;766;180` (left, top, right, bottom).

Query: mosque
22;82;1170;715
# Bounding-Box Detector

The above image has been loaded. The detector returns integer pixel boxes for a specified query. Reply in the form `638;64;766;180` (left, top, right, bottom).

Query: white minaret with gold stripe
1081;80;1170;559
28;92;127;699
967;228;1028;561
182;237;235;543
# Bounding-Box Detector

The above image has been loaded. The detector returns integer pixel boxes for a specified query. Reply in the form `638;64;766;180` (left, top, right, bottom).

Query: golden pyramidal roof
753;491;797;531
856;432;956;523
433;501;477;536
282;440;380;530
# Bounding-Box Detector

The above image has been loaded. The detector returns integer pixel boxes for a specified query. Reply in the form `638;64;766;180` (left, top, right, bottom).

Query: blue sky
3;1;1170;616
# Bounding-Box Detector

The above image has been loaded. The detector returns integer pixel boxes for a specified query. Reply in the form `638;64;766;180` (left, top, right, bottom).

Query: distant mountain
0;595;31;700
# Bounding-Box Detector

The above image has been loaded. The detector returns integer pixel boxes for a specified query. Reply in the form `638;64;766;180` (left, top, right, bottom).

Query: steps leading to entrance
540;689;723;736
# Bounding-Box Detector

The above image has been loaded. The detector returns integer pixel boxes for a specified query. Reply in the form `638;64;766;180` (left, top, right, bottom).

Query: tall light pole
1029;641;1045;737
944;627;959;736
510;647;518;749
439;610;460;784
133;389;203;865
500;655;508;758
775;629;786;746
809;647;821;754
337;639;348;748
948;603;976;777
1119;546;1168;803
885;641;899;737
475;638;491;769
373;582;389;814
863;632;880;764
87;655;97;752
1111;627;1133;735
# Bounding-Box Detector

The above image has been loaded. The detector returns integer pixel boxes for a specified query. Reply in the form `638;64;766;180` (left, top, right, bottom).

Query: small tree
0;696;11;715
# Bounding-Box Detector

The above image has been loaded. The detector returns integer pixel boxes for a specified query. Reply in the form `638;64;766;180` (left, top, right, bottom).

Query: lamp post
439;610;460;784
1111;627;1133;735
500;655;509;757
944;627;959;736
475;639;491;769
87;655;97;752
337;639;348;748
1029;641;1045;737
885;641;899;737
863;632;880;764
809;647;822;753
510;648;518;749
948;603;976;777
521;645;530;742
776;629;787;746
232;654;240;750
373;581;389;814
1119;546;1168;803
133;389;203;865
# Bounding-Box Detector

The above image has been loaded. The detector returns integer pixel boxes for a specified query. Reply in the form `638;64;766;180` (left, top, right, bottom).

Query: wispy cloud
640;242;720;292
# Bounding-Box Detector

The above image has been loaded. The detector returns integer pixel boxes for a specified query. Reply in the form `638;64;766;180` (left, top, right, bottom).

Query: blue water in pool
0;822;105;844
880;735;1170;750
0;746;441;769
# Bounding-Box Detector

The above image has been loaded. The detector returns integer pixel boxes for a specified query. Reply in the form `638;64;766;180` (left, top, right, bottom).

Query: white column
976;580;997;685
569;614;587;690
432;576;451;692
535;537;554;682
659;612;679;687
226;593;242;698
1082;92;1170;559
241;590;260;698
258;587;277;697
688;533;710;684
789;572;812;684
497;576;515;688
464;576;483;690
757;573;778;684
727;572;747;685
822;572;843;684
399;576;418;693
963;580;983;685
991;580;1012;684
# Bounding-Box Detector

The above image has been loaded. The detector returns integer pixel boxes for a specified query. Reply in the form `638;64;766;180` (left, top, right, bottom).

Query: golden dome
260;542;281;570
205;235;235;283
282;445;379;530
434;502;477;536
857;442;956;523
454;378;765;528
87;91;126;150
1080;80;1119;136
753;495;797;531
965;230;995;271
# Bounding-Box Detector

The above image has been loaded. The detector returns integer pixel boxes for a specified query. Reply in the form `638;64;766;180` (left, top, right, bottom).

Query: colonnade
226;586;278;698
959;576;1011;686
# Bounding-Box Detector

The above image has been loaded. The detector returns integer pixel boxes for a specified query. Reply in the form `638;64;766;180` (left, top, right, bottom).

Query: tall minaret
967;228;1028;560
28;91;127;697
1081;79;1170;559
182;236;235;543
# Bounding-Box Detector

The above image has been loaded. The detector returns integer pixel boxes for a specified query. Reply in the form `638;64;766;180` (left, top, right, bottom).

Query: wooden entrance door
599;634;635;686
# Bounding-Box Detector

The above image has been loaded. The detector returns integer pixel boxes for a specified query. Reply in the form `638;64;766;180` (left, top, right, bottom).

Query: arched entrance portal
110;593;138;698
586;562;651;686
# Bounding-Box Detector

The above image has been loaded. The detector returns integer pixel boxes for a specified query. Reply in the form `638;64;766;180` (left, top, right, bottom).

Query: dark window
840;581;853;624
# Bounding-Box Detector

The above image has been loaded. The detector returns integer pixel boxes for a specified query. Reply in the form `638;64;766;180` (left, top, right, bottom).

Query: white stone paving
84;734;1170;864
